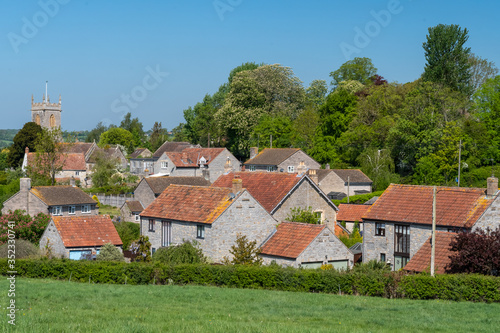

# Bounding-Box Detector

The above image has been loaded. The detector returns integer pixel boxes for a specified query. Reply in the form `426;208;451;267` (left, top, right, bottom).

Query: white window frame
197;225;205;239
248;165;256;171
134;213;140;222
287;166;295;173
81;204;91;214
266;166;274;172
52;206;62;216
69;205;75;215
161;161;168;169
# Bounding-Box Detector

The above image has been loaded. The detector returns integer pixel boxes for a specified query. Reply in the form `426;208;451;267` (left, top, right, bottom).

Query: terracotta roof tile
61;142;94;155
144;176;211;195
140;185;234;224
166;148;226;168
337;204;371;222
335;223;349;237
244;148;300;166
212;172;302;213
125;201;143;212
31;186;97;206
52;215;122;247
27;153;86;171
404;231;456;274
363;184;493;228
260;222;325;258
153;141;196;158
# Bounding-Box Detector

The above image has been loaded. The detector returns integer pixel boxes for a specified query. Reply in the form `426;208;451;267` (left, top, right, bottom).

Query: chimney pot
487;177;498;197
232;178;243;194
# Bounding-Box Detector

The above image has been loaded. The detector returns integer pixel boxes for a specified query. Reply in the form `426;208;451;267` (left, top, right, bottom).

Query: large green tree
85;122;108;144
99;128;134;152
422;24;472;96
120;112;145;147
469;54;499;94
7;122;43;168
329;57;377;88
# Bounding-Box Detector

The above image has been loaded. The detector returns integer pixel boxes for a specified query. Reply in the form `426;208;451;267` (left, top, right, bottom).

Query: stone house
39;215;122;260
134;176;211;210
212;172;338;228
362;179;499;271
154;147;240;182
244;148;320;173
336;203;371;233
307;168;373;200
260;222;354;269
120;201;144;223
23;149;88;184
139;181;277;262
130;148;152;159
1;178;98;216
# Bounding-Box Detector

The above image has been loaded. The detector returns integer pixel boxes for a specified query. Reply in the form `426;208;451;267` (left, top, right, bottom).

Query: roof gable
260;222;325;259
152;141;196;158
30;186;97;206
244;148;300;166
130;148;152;159
140;185;234;224
52;215;122;247
124;200;143;212
165;148;226;168
363;184;493;228
404;231;456;274
143;176;211;195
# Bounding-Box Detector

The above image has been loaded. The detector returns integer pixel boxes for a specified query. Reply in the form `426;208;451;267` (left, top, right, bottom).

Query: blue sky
1;0;499;132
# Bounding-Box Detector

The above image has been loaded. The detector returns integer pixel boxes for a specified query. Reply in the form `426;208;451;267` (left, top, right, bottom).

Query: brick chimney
224;157;232;174
249;147;258;160
19;178;31;215
308;169;319;184
232;177;243;194
487;177;498;197
297;161;306;175
325;163;330;170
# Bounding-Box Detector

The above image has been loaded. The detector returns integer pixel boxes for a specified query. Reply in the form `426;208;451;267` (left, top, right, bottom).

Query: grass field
98;204;121;217
0;278;499;332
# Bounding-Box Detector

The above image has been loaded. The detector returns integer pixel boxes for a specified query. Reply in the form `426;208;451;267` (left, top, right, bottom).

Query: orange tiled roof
140;185;234;224
334;223;349;237
337;204;371;222
61;142;95;155
27;152;86;170
52;215;122;247
404;231;457;274
211;172;302;213
165;148;225;168
362;184;493;228
260;222;325;258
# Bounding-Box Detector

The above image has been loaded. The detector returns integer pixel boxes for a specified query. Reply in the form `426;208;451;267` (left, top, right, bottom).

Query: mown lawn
0;278;499;332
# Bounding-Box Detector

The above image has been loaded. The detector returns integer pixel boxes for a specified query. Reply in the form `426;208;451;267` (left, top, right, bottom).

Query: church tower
31;84;62;130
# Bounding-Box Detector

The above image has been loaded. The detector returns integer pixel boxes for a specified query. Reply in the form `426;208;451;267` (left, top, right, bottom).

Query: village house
39;215;122;260
307;168;373;200
362;178;499;271
1;178;98;216
212;172;338;228
139;180;277;262
260;222;354;269
120;200;144;223
133;176;211;210
244;148;320;173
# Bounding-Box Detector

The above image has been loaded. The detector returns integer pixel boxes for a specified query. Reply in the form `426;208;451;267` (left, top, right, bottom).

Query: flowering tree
0;210;50;245
129;235;151;262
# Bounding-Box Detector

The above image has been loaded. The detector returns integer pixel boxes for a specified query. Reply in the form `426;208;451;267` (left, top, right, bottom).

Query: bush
114;221;140;250
96;243;125;262
153;241;206;265
225;234;262;266
129;236;151;262
0;239;40;258
285;206;320;224
331;191;384;206
0;210;50;245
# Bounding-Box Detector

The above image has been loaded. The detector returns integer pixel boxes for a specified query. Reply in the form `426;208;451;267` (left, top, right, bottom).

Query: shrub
285;206;321;224
92;195;101;207
130;235;151;262
0;210;50;245
0;239;40;258
114;221;140;250
338;228;363;248
225;234;262;266
96;243;125;262
153;241;206;265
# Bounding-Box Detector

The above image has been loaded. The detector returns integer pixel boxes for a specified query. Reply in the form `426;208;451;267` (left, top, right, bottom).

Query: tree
152;241;207;265
285;206;320;224
446;227;500;276
468;54;499;94
226;234;262;265
252;115;293;149
0;210;50;245
329;57;377;87
357;148;399;191
129;235;152;262
291;105;320;151
86;122;108;144
306;79;328;106
90;150;120;188
149;122;168;152
422;24;472;96
99;127;134;152
96;243;125;262
7;122;43;168
120;112;145;147
26;127;66;186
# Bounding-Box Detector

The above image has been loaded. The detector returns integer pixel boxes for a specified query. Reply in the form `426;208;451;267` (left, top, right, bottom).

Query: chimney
309;169;318;184
249;147;258;160
297;161;306;175
325;163;330;170
224;157;232;174
232;177;243;194
25;147;29;155
70;176;76;187
202;168;210;181
487;177;498;197
20;178;31;191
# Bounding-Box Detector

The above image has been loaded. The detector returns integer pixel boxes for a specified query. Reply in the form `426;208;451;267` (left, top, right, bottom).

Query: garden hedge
1;259;499;302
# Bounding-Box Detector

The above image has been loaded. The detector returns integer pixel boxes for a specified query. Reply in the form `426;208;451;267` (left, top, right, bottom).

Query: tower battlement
31;93;62;129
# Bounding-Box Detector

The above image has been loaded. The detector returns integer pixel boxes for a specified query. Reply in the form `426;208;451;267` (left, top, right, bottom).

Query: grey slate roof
144;176;211;195
125;200;144;212
331;169;372;183
30;186;97;206
244;148;300;166
152;141;197;158
129;148;152;159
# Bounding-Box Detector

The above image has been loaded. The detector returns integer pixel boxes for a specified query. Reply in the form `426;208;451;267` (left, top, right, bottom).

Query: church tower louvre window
30;83;62;130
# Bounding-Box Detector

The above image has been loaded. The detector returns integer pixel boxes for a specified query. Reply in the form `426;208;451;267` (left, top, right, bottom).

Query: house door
162;221;171;247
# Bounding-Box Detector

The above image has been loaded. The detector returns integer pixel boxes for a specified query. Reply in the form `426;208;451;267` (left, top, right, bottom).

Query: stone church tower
31;93;62;129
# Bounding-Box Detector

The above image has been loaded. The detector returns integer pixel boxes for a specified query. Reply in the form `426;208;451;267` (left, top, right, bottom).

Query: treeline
171;24;500;190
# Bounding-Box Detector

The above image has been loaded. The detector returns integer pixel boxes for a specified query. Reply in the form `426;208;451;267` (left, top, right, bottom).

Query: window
52;206;62;215
161;161;168;169
134;213;140;222
287;166;295;173
266;166;274;172
148;219;155;232
75;171;80;176
314;211;323;224
394;224;410;255
162;221;171;247
69;206;75;215
380;253;386;262
152;248;156;255
248;165;256;171
375;223;385;236
197;225;205;239
81;204;91;214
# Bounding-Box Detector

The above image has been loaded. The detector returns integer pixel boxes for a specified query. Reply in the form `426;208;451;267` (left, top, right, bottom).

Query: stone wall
277;150;320;173
39;220;66;257
133;180;156;209
473;195;500;231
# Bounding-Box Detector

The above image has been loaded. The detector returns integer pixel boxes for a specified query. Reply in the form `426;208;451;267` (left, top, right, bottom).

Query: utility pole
430;186;437;277
347;176;350;203
457;139;461;187
207;133;210;148
270;135;272;149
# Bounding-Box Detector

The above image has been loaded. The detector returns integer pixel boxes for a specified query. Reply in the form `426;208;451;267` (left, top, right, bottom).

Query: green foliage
90;150;120;188
331;190;384;206
469;54;499;94
357;148;399;191
7;122;43;168
99;127;134;152
0;239;40;258
130;235;151;262
338;228;363;248
285;206;320;224
0;175;20;211
113;221;140;250
86;121;108;144
305;79;328;106
252;115;293;149
149;121;168;152
226;234;262;266
152;241;207;265
422;24;472;96
96;243;125;262
329;57;377;87
120;112;145;149
0;210;50;245
351;260;391;273
26;127;65;186
0;151;8;171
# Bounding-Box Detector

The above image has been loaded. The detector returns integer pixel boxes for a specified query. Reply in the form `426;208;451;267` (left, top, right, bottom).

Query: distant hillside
0;129;19;149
